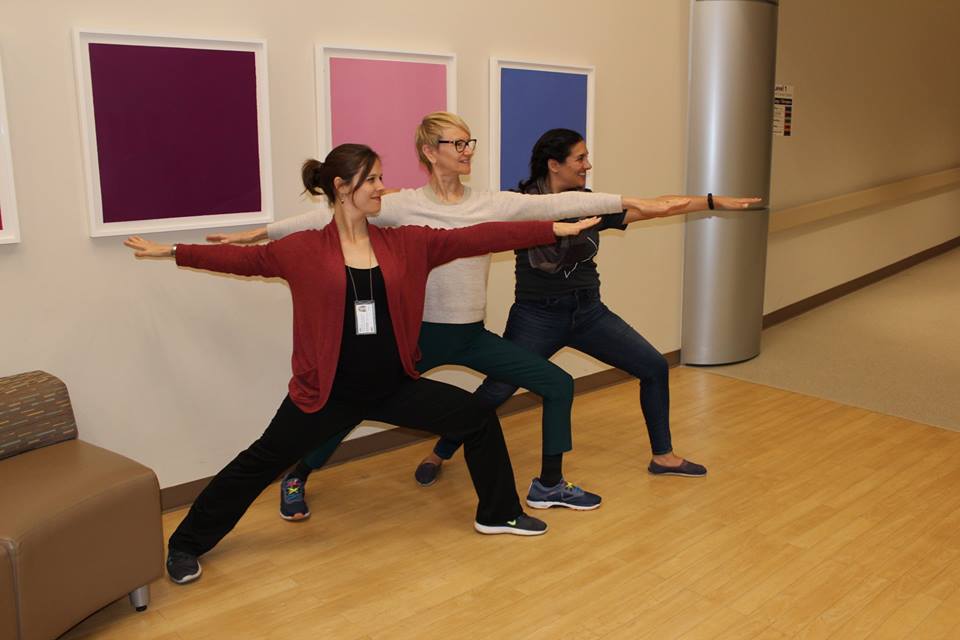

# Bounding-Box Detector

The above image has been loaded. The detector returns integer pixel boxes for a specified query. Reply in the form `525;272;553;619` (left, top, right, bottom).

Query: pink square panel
329;58;447;188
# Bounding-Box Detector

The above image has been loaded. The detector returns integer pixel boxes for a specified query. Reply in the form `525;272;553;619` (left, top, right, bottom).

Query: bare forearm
623;194;760;224
659;195;711;213
206;226;269;245
246;227;269;242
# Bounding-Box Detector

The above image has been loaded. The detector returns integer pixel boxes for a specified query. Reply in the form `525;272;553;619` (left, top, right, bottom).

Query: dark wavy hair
517;128;585;194
301;143;380;206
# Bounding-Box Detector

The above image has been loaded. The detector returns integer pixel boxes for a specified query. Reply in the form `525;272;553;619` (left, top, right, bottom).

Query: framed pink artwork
316;46;456;189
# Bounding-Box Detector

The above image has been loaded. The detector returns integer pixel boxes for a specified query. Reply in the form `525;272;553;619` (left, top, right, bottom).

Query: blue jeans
435;288;672;459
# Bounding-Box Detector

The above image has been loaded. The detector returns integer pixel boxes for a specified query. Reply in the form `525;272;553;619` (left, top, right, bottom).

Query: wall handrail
769;166;960;234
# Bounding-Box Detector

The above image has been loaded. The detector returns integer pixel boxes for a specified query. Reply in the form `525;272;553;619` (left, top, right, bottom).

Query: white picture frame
315;46;456;188
489;58;595;192
0;55;20;245
74;30;274;237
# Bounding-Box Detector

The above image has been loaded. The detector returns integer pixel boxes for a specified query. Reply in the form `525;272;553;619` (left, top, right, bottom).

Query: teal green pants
301;321;574;469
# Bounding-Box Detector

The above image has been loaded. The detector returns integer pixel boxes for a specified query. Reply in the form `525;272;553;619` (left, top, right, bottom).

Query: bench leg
128;585;150;612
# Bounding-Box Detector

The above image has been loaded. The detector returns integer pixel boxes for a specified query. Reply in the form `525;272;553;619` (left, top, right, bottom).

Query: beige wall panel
766;0;960;309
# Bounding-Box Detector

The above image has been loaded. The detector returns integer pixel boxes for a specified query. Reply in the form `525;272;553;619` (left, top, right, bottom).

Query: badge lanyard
347;243;376;335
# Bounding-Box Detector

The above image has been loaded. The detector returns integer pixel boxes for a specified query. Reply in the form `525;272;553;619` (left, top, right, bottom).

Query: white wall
0;1;957;488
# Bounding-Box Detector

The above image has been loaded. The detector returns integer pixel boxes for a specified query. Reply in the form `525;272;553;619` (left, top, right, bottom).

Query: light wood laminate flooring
63;367;960;639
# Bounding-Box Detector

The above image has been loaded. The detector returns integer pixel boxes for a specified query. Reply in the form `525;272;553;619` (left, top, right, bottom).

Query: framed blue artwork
489;59;594;192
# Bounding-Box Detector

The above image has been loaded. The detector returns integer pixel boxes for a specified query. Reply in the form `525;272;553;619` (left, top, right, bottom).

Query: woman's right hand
206;227;268;244
553;217;601;237
123;236;173;258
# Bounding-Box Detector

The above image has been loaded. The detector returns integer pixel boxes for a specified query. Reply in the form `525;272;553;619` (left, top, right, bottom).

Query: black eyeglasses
437;138;477;153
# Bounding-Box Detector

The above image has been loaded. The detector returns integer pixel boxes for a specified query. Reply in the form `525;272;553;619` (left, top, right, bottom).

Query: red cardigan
176;220;556;412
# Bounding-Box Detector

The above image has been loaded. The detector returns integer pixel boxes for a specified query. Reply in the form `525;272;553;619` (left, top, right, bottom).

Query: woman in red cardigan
124;144;599;585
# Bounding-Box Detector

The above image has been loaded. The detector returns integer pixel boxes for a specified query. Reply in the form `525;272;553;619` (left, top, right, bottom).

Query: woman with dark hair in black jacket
414;129;760;492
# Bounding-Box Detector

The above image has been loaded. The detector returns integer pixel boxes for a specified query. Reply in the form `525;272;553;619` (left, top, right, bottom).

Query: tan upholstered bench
0;371;163;640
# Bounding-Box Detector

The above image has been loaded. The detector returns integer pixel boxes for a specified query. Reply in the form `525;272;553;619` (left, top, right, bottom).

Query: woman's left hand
123;235;174;258
713;196;763;210
553;217;601;237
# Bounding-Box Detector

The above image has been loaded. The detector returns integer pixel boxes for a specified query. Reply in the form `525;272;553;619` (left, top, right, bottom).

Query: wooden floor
62;367;960;639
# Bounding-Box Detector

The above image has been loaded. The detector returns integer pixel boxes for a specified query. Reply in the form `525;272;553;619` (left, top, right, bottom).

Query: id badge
354;300;377;335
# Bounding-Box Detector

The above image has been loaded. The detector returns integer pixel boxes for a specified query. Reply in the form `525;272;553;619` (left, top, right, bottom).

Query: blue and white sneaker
525;478;602;511
279;475;310;521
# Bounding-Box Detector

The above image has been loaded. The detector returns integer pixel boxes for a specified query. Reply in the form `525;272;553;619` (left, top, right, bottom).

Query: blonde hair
415;111;472;172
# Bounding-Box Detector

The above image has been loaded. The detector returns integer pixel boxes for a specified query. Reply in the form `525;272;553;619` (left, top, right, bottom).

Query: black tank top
329;266;406;401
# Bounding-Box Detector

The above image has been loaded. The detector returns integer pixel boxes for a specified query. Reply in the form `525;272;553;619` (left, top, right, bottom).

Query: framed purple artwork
74;31;273;237
0;55;20;244
489;58;594;192
316;46;455;189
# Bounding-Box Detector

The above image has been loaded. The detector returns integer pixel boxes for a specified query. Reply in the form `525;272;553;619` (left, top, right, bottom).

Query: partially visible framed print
490;59;594;191
74;30;273;237
0;56;20;244
316;46;455;189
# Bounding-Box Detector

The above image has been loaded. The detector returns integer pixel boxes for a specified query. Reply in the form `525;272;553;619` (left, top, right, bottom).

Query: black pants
168;377;522;556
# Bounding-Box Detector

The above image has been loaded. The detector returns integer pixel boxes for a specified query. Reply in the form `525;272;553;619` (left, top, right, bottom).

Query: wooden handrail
768;166;960;234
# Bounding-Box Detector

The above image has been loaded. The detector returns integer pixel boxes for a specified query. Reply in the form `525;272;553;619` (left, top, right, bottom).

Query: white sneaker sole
280;510;311;521
526;498;602;511
168;564;202;585
473;521;548;536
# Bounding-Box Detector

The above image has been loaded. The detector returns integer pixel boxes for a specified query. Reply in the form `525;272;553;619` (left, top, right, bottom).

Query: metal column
682;0;779;364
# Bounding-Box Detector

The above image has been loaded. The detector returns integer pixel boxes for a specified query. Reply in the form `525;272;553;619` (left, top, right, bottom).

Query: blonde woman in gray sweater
210;112;689;518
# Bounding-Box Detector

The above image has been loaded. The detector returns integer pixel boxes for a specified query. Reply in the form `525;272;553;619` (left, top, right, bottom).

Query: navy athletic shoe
414;461;441;487
280;475;311;520
166;549;202;584
525;478;602;510
647;459;707;477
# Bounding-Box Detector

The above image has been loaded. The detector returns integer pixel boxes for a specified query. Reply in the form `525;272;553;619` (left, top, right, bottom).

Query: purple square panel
329;57;447;188
88;43;262;223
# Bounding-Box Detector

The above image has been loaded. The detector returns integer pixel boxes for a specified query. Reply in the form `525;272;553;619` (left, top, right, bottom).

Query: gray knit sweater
267;185;622;324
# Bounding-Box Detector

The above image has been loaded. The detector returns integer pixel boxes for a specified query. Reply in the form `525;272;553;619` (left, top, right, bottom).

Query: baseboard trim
160;349;680;511
763;236;960;329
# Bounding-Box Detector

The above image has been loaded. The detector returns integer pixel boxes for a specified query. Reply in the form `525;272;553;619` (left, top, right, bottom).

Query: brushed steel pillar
682;0;779;364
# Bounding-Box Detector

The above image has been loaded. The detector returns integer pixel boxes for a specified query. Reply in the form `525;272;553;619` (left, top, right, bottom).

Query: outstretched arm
425;218;601;268
206;189;404;244
123;235;282;278
494;190;691;222
206;226;269;245
623;195;762;224
206;208;332;245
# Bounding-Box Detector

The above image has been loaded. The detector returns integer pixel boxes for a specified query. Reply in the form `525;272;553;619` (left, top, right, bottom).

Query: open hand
713;196;763;210
553;217;601;237
123;236;173;258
